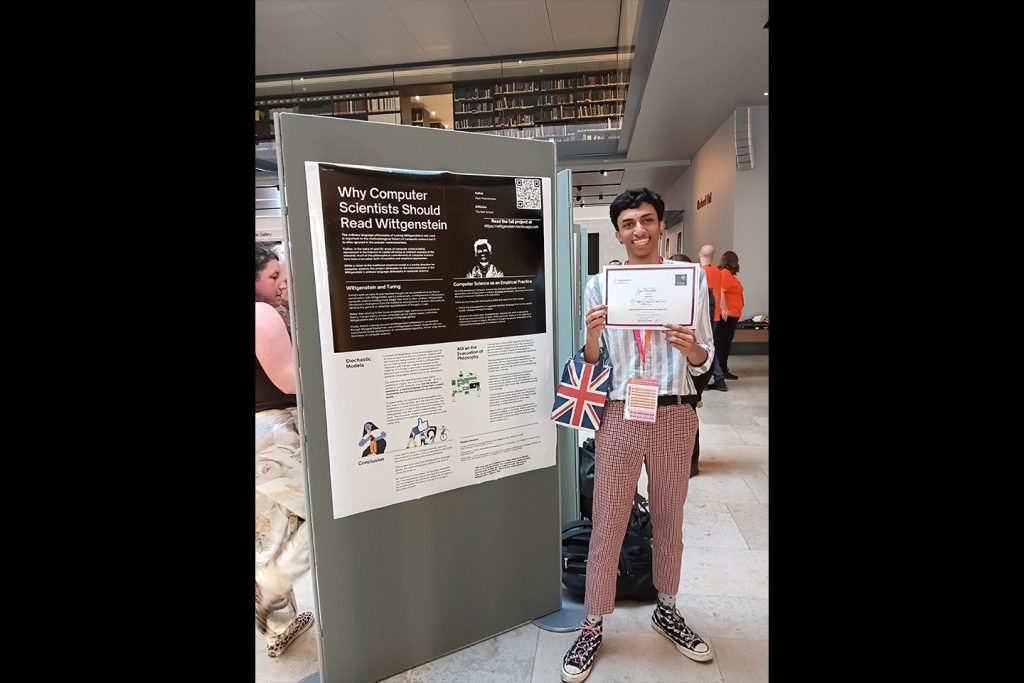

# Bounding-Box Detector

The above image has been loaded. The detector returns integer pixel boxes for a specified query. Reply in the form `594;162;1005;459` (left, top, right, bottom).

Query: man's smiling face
615;202;664;263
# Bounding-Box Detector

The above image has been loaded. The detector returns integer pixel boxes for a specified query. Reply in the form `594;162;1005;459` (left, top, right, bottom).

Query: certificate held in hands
604;263;697;329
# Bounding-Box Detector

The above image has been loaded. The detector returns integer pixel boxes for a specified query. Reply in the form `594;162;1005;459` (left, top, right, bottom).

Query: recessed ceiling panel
387;0;492;61
466;0;554;55
547;0;621;51
306;0;430;66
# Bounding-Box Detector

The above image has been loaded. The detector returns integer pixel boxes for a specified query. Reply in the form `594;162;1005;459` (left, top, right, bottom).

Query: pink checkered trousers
584;399;698;615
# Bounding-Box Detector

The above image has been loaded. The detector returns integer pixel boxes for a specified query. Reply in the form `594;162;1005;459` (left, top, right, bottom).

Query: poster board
275;113;560;682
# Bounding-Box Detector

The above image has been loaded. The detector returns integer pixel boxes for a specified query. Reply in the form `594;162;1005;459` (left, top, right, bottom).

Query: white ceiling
256;0;623;74
255;0;768;204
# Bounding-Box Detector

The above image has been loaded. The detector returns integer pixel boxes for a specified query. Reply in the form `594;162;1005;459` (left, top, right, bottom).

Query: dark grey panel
553;170;580;526
275;114;560;683
732;342;769;355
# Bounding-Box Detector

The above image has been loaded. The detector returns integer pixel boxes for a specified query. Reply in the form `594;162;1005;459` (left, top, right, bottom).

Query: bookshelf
453;70;628;142
253;69;628;145
255;89;401;141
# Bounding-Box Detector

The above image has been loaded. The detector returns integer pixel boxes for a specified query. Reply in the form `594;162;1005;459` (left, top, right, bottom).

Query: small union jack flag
551;356;612;430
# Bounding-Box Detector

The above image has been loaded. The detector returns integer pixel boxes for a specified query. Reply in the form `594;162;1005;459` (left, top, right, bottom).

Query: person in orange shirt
699;245;728;392
713;251;744;381
698;244;721;324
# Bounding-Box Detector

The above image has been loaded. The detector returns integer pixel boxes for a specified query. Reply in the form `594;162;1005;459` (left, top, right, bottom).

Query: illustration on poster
451;371;481;399
358;421;388;458
406;417;438;447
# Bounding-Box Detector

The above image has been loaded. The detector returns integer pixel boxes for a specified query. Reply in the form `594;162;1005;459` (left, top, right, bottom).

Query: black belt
656;395;698;407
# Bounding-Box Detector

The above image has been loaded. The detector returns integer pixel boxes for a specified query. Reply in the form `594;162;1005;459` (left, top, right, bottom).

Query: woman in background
272;243;291;330
255;243;314;657
713;251;744;382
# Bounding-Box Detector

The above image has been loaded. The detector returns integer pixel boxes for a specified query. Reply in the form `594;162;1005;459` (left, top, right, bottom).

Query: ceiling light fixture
601;170;608;176
415;95;421;101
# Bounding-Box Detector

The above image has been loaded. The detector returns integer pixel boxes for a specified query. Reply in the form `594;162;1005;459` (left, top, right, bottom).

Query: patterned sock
658;592;676;609
586;613;603;627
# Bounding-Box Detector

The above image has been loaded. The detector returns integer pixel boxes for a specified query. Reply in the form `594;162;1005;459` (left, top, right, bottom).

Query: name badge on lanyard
624;330;658;423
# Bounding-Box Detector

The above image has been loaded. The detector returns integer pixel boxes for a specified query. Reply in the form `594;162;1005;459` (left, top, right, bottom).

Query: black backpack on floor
561;494;657;602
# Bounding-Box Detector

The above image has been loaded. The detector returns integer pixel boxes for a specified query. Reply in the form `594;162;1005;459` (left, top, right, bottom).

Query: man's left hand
664;323;706;365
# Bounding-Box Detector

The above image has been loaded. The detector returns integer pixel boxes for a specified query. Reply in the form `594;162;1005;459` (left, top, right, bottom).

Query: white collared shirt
583;258;715;400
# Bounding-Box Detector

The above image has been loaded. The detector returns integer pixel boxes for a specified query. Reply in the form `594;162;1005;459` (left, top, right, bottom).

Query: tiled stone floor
257;355;769;682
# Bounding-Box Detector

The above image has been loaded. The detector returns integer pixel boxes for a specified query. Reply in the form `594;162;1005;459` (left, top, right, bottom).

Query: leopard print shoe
266;611;314;658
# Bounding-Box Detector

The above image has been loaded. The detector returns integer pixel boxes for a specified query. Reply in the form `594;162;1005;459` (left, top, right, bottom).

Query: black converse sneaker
561;619;603;682
651;603;713;662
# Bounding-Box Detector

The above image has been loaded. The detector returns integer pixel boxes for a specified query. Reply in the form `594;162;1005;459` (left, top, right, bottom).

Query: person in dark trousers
561;189;715;683
713;250;744;380
699;244;728;391
670;254;710;476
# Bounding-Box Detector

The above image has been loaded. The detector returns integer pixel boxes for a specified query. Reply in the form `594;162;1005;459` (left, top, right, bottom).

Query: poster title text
337;185;448;231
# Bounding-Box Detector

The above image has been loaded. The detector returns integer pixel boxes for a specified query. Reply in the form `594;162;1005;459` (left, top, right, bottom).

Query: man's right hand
583;305;607;363
585;305;608;341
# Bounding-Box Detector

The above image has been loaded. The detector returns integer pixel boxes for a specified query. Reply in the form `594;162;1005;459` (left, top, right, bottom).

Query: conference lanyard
625;329;658;423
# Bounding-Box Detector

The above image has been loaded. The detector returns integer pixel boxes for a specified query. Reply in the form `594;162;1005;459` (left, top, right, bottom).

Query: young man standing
561;188;715;682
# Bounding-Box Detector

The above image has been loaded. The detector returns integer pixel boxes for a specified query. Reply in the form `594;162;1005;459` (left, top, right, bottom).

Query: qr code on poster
515;177;542;210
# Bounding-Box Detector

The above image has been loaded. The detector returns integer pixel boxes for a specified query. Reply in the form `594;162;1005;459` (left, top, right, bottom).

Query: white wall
733;106;769;317
572;206;626;268
663;222;688;259
664;107;769;318
667;113;737;261
573;206;688;267
256;215;284;242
